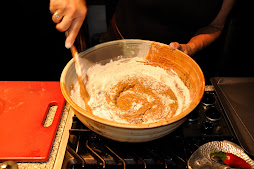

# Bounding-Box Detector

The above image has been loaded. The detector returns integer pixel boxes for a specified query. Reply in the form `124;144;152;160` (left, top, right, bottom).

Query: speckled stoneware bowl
60;39;205;142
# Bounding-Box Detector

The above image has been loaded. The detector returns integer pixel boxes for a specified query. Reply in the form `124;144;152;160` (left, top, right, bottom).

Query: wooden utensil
65;32;91;111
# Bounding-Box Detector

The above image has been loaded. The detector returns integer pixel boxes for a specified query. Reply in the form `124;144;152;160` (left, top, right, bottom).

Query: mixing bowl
60;39;205;142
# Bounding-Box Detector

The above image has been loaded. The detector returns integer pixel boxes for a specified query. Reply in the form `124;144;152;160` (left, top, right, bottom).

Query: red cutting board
0;81;65;162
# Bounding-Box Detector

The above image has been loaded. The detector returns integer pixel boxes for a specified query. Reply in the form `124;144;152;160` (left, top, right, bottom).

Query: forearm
187;25;223;56
187;0;235;56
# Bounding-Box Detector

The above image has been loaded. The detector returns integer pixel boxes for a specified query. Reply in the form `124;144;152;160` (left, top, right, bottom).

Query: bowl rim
60;39;205;129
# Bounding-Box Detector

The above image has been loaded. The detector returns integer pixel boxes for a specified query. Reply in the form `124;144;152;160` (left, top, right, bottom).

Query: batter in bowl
71;54;191;124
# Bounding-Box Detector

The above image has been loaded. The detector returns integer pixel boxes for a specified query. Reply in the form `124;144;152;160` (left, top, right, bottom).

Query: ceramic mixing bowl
60;39;205;142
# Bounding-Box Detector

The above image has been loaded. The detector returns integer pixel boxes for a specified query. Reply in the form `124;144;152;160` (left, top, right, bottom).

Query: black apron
115;0;223;44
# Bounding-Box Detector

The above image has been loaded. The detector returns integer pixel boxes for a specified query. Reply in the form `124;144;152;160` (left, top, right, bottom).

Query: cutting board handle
42;101;64;128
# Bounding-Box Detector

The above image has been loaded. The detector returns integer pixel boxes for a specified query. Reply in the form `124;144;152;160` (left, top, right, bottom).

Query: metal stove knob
205;106;221;121
201;92;216;106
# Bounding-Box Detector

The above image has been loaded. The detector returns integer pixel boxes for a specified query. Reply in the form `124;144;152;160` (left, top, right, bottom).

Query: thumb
169;42;181;49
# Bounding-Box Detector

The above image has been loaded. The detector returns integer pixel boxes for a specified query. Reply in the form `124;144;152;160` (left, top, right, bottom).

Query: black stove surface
62;91;237;169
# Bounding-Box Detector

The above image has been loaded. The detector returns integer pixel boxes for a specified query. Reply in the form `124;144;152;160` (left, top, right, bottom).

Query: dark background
2;1;70;81
1;0;252;83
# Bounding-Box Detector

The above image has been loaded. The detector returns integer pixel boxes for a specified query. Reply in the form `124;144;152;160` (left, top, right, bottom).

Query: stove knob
201;92;216;106
205;106;221;121
200;120;214;135
188;108;199;122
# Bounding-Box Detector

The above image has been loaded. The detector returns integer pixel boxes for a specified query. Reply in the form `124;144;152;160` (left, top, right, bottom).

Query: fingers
169;42;193;56
56;15;73;32
169;42;186;53
52;10;64;23
169;42;181;50
50;0;87;48
65;17;85;48
57;10;86;48
50;0;61;14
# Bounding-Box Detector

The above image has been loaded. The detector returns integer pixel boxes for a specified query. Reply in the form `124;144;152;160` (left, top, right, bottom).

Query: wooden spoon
65;32;91;111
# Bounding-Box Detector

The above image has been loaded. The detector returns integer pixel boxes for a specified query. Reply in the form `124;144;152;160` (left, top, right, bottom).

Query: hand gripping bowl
60;39;205;142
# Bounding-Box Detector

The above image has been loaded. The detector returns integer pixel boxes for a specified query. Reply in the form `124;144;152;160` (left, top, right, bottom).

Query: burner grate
62;118;187;169
62;91;236;169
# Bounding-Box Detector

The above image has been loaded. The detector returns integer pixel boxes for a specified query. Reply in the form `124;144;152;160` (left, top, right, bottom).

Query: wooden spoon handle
65;31;91;112
65;31;78;58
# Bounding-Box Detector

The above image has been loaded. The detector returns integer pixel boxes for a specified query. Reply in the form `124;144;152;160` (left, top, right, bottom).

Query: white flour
71;56;191;124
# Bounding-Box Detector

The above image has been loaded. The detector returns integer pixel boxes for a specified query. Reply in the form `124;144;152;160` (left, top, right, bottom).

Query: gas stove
61;88;238;169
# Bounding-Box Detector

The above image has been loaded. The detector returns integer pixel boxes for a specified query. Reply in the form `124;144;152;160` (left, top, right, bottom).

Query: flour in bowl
70;56;191;124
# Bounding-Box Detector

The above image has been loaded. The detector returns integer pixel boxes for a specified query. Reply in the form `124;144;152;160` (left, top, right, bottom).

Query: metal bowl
60;39;205;142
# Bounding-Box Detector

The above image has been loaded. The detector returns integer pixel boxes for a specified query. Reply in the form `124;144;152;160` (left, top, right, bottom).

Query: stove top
62;91;237;169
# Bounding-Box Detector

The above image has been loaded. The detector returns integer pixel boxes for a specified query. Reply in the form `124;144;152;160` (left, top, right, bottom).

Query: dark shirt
115;0;223;44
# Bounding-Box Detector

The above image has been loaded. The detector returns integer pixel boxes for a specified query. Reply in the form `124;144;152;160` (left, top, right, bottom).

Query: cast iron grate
62;91;236;169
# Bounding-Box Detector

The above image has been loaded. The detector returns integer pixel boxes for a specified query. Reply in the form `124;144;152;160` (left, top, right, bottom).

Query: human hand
169;42;195;56
50;0;87;48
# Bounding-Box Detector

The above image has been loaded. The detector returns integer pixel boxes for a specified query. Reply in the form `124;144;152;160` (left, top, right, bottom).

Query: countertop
17;104;74;169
